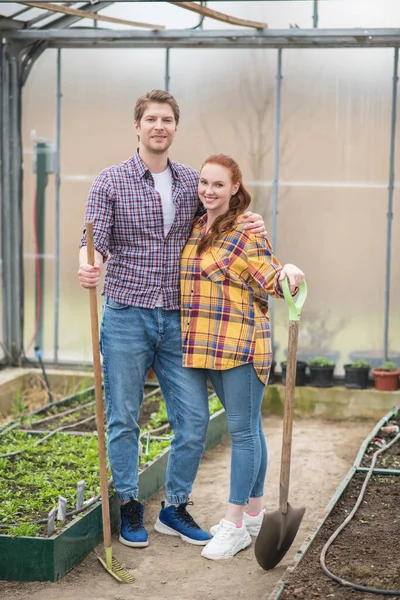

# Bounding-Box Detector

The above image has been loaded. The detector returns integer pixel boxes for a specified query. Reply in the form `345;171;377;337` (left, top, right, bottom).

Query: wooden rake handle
86;222;112;549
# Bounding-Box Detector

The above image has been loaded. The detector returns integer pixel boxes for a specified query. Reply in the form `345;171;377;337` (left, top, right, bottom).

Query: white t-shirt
152;167;175;237
152;166;175;307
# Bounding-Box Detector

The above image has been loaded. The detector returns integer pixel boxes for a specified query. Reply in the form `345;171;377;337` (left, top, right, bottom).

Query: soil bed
361;409;400;470
0;418;374;600
281;473;400;599
20;385;161;433
0;373;94;425
0;394;221;537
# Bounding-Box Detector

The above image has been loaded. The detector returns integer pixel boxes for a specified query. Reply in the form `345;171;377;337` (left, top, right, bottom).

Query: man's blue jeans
207;363;267;505
100;298;209;503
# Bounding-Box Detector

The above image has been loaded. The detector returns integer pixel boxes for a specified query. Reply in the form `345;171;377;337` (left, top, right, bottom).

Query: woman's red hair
196;154;252;256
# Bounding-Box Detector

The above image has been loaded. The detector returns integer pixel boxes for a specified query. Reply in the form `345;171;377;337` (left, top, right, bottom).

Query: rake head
97;550;135;583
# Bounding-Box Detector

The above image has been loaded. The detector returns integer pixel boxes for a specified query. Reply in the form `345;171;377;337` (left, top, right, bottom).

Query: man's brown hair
134;89;180;125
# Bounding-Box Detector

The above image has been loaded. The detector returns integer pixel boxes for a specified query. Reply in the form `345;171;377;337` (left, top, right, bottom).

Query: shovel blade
254;503;305;570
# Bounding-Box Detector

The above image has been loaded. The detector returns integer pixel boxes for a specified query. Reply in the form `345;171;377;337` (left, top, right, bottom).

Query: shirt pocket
201;251;231;283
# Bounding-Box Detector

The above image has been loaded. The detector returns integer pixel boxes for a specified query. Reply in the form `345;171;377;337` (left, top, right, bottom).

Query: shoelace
174;501;201;530
124;501;144;532
214;521;236;542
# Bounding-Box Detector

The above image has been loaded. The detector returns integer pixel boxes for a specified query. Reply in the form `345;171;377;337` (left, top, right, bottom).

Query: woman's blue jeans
100;298;209;503
207;363;268;506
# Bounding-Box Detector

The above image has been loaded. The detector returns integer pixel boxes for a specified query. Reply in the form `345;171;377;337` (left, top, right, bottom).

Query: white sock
245;510;263;517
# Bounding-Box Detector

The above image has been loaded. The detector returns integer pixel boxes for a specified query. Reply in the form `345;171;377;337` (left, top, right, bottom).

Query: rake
86;221;134;583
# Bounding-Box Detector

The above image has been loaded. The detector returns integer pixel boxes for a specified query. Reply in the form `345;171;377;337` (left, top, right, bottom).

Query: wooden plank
169;1;267;30
20;2;165;30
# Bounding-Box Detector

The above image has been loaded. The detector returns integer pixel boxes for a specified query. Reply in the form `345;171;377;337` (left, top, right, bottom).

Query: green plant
348;360;371;369
148;400;168;429
10;389;28;419
308;357;334;368
208;395;223;415
376;361;398;372
1;391;225;538
0;430;104;536
8;523;41;537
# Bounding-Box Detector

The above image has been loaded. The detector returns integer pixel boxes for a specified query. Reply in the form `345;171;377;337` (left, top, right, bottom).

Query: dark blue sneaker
154;501;212;546
119;499;149;548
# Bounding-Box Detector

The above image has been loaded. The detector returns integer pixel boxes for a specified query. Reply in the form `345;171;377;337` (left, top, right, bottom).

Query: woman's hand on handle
278;264;305;294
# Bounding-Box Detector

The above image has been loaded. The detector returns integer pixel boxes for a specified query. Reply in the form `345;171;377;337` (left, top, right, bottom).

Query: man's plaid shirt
80;151;200;309
180;217;284;384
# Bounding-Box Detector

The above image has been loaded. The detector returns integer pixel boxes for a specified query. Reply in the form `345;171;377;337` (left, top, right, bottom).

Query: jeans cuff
228;498;248;506
166;495;189;505
118;492;139;502
249;492;264;499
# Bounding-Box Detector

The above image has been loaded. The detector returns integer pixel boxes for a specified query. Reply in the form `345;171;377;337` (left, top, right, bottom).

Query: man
78;89;266;549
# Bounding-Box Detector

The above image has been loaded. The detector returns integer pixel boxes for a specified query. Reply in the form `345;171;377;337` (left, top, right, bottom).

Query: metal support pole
0;42;24;364
313;0;319;28
53;49;62;363
269;49;283;354
35;141;47;351
165;48;170;92
383;47;399;362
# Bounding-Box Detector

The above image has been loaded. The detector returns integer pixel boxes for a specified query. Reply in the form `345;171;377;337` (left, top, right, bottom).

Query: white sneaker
210;510;265;538
201;519;251;560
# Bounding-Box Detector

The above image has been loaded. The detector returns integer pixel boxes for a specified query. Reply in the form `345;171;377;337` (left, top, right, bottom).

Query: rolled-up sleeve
245;234;284;299
79;170;114;260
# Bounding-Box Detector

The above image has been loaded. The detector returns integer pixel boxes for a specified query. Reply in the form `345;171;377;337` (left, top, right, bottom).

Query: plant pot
280;361;307;387
309;365;335;388
343;365;370;390
267;360;277;385
371;368;400;392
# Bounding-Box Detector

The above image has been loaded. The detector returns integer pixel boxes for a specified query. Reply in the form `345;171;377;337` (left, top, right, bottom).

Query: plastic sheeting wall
18;0;400;371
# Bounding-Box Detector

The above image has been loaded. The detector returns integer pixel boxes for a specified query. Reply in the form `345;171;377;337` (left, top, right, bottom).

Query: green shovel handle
282;278;307;321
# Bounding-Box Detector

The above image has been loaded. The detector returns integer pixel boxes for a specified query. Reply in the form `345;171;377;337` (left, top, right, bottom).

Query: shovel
255;278;307;571
86;222;134;583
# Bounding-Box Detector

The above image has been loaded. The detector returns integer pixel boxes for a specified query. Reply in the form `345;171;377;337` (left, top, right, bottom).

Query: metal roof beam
41;1;114;29
2;28;400;49
26;2;86;27
0;15;25;30
8;6;33;18
21;2;164;29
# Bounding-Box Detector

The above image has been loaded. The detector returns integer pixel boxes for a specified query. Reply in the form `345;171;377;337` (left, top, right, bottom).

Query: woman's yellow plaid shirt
180;216;284;385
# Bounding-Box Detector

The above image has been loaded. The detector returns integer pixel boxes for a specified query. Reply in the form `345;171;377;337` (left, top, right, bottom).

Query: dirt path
0;417;374;600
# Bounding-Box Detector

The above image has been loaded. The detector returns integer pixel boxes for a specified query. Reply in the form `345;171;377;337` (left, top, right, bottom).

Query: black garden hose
320;432;400;597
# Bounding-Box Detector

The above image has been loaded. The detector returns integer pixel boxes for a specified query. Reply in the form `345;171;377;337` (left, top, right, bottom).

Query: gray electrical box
33;140;56;174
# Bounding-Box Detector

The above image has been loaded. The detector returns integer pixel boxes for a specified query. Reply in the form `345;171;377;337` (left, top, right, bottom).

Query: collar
131;150;180;181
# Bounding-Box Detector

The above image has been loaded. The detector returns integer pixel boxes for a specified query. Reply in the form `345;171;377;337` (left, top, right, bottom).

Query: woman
180;154;305;560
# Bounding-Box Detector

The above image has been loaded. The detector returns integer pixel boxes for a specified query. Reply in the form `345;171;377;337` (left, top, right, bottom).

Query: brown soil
0;417;374;600
361;410;400;470
281;472;400;599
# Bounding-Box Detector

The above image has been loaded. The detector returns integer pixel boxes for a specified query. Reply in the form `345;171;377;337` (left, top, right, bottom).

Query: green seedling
308;357;335;368
377;361;398;371
348;360;371;369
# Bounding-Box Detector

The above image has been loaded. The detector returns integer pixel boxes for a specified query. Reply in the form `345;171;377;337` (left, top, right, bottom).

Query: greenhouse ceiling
0;2;399;48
